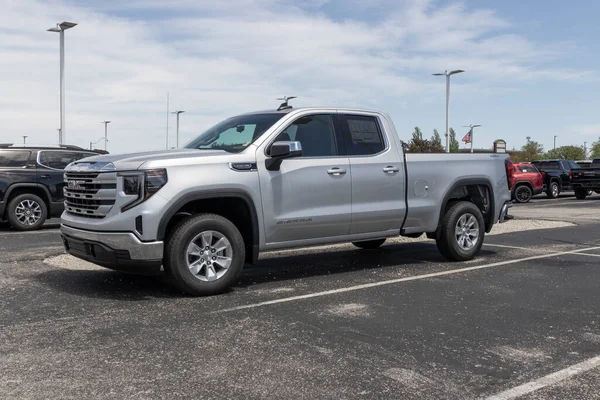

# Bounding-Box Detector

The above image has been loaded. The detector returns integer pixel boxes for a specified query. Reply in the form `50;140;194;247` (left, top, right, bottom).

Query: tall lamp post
101;121;111;151
171;110;185;148
22;136;28;145
463;124;482;153
89;137;106;151
47;21;77;146
433;69;464;153
554;135;557;150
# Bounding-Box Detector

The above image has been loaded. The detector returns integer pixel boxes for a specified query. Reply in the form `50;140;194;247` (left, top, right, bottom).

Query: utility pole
101;121;111;151
171;110;185;148
433;69;465;153
47;21;77;145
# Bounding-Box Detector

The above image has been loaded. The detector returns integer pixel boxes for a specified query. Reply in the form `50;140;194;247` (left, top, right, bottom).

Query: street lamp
554;135;557;150
47;21;77;146
101;121;111;151
433;69;465;153
462;124;482;153
171;110;185;148
22;136;28;145
89;137;106;151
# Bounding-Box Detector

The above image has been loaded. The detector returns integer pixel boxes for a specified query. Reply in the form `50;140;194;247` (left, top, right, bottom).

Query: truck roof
240;107;385;116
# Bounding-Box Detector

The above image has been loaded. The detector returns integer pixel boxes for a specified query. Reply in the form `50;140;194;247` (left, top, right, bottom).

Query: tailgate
572;168;600;186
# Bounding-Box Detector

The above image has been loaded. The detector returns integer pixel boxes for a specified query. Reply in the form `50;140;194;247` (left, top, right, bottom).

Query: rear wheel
436;201;485;262
164;213;245;296
513;185;533;203
546;181;560;198
352;239;386;249
574;188;588;200
6;193;47;231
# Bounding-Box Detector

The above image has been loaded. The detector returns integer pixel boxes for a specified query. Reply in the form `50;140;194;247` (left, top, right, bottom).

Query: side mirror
266;141;302;171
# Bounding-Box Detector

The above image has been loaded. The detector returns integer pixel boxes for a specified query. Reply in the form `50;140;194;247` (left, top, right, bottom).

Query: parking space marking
216;245;600;313
529;201;596;208
483;243;556;253
0;229;60;236
485;354;600;400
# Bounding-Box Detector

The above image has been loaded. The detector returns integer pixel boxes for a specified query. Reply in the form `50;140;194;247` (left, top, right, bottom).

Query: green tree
517;140;544;162
432;129;443;150
591;139;600;159
544;145;586;161
449;128;459;153
404;127;443;153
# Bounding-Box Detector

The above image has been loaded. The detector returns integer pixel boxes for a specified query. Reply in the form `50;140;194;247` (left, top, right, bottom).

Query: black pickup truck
571;159;600;199
531;159;580;198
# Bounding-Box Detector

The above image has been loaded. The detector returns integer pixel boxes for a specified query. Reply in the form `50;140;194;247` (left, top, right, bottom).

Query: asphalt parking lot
1;196;599;399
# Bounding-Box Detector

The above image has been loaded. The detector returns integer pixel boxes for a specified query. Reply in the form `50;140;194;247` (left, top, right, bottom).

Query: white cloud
0;0;592;152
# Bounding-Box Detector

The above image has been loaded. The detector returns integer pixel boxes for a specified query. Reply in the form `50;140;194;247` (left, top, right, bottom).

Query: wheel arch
157;190;260;264
438;178;495;234
3;184;52;216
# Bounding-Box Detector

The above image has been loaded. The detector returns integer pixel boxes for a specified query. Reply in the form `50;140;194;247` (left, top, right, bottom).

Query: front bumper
60;225;164;276
498;201;513;223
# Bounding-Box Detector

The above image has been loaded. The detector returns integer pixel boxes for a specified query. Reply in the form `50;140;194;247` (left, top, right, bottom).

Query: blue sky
1;0;599;153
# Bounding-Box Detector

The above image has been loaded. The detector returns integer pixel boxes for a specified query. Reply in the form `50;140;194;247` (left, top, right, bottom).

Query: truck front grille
64;172;117;219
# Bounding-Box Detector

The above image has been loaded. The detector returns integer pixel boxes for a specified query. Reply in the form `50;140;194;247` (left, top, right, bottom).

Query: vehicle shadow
35;241;497;301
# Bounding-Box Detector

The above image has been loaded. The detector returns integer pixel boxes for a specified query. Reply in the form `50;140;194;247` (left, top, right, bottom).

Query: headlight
120;169;168;211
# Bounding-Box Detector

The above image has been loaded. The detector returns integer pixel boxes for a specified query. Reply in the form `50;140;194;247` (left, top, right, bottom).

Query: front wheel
513;185;533;203
164;213;245;296
352;239;386;249
6;193;48;231
574;188;588;200
436;201;485;262
546;181;560;198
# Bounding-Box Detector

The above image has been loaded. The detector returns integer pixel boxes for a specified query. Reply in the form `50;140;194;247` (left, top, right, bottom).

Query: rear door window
535;161;560;170
518;165;538;173
0;150;31;167
38;151;88;170
339;115;386;156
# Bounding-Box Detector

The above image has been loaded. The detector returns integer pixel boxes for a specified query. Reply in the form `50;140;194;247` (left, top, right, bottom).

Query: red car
508;162;544;203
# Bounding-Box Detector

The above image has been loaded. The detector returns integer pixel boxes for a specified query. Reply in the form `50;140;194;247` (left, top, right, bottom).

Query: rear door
337;113;406;234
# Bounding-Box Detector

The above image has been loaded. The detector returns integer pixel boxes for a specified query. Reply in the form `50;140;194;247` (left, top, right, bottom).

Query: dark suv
0;145;98;230
531;159;580;198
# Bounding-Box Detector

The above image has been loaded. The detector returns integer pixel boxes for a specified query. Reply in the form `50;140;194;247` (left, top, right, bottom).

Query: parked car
531;159;580;198
571;159;600;199
509;163;543;203
60;106;512;296
0;145;98;230
575;160;593;168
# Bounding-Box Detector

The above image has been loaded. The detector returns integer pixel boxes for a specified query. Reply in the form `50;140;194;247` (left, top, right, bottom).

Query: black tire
6;193;48;231
574;188;588;200
513;185;533;203
164;213;245;296
352;239;386;249
435;201;485;262
546;181;560;198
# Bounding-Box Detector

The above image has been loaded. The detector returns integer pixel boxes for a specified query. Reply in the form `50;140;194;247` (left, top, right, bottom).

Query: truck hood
67;149;226;172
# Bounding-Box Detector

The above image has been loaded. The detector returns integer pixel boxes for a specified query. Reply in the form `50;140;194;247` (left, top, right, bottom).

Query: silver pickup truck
61;107;512;295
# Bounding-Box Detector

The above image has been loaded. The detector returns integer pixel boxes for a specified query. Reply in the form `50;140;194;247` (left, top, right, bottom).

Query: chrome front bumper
60;224;164;260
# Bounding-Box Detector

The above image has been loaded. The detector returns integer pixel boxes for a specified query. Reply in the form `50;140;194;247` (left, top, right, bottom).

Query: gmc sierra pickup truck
60;107;512;296
571;159;600;199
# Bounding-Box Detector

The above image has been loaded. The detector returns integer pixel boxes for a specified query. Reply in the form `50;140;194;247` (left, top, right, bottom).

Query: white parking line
483;243;557;253
216;245;600;313
485;354;600;400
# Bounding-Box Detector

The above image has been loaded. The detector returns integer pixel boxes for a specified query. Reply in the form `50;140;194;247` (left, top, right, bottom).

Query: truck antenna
276;96;297;111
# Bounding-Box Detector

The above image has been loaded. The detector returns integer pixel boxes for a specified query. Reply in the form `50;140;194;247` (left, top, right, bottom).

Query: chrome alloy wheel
551;183;559;197
15;199;42;226
186;230;233;282
455;213;479;251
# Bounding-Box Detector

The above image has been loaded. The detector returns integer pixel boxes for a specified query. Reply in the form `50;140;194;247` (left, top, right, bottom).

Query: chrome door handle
383;166;399;173
327;168;347;176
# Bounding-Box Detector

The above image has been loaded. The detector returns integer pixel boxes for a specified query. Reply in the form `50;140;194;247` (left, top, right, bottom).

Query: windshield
184;113;286;153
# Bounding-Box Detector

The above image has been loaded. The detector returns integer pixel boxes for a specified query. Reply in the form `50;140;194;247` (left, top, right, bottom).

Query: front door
257;113;351;244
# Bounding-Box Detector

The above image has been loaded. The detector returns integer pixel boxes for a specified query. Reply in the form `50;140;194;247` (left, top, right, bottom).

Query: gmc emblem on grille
67;180;86;190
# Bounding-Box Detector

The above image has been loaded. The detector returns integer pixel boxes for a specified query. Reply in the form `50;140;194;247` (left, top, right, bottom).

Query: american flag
462;128;472;144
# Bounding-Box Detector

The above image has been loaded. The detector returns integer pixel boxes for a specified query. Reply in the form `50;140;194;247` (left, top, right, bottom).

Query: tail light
569;170;573;180
541;171;547;181
505;160;515;189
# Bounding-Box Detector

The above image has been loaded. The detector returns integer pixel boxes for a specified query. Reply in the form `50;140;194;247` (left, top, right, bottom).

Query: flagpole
471;129;474;153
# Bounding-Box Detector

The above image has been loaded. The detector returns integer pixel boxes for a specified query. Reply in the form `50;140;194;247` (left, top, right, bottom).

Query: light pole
101;121;111;151
554;135;557;150
463;124;482;153
433;69;465;153
56;128;61;145
47;21;77;146
22;136;28;145
89;137;106;151
584;142;587;158
171;110;185;148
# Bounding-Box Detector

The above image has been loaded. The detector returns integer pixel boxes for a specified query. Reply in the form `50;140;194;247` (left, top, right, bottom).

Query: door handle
327;168;347;176
40;175;51;179
383;166;399;173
